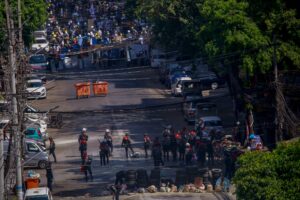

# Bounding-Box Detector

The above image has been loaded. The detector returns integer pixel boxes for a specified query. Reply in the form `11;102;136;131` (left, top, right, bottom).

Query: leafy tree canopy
233;139;300;200
0;0;48;49
130;0;300;74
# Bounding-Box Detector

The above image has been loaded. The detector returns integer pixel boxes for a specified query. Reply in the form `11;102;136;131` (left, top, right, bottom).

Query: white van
25;187;53;200
171;76;192;96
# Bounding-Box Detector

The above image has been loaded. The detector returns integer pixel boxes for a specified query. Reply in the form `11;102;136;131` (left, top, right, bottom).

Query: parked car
25;121;47;137
26;79;47;99
171;76;192;96
183;96;208;123
31;37;49;52
29;54;49;72
24;104;48;124
4;139;49;169
33;30;47;39
197;116;224;140
24;127;47;144
25;187;53;200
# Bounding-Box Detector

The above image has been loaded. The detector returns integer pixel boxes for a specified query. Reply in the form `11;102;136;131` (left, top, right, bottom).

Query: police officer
83;156;93;182
99;139;109;166
104;129;113;156
152;137;164;167
143;134;151;158
78;128;88;161
121;133;134;158
46;162;54;191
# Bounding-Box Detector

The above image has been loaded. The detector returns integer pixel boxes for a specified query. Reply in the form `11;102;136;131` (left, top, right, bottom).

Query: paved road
28;66;234;199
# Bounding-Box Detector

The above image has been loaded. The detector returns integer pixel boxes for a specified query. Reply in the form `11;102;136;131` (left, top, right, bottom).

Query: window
27;82;43;88
25;129;36;136
29;56;47;64
204;120;222;127
25;196;49;200
27;143;40;152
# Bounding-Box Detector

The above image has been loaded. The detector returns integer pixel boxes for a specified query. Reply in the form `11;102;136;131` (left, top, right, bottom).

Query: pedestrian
83;155;93;182
48;137;57;163
78;128;88;160
104;129;113;156
99;139;109;166
143;134;151;158
109;184;121;200
46;162;54;191
121;133;134;158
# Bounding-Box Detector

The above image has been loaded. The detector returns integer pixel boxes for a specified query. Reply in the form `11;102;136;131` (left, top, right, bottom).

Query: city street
27;65;234;199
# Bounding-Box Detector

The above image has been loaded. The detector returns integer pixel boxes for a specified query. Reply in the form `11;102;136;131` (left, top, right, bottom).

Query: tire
38;160;48;169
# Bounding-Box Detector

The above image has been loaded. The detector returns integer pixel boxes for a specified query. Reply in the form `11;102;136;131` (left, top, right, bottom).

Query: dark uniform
143;135;151;158
99;140;109;166
49;138;57;163
83;156;93;182
46;164;54;191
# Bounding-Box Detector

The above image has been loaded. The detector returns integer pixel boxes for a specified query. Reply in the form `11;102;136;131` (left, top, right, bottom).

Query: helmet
186;143;190;147
105;129;110;133
82;128;87;132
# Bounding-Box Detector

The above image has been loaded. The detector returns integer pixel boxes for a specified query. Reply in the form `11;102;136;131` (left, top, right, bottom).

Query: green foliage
0;0;48;49
129;0;300;74
233;139;300;200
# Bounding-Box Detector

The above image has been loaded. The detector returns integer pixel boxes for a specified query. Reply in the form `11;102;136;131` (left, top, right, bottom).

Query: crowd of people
75;125;245;182
45;0;149;54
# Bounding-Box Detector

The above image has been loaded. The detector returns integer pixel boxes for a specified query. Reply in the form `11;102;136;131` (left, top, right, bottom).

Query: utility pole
5;0;23;199
0;127;4;200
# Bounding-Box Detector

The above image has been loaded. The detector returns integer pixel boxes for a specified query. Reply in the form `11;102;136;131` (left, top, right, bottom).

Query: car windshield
204;120;222;127
29;56;46;64
25;196;49;200
35;39;47;44
27;82;42;88
25;129;36;135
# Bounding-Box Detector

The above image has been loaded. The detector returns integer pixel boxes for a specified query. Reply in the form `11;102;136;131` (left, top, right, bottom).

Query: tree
134;0;202;56
0;0;48;49
233;139;300;200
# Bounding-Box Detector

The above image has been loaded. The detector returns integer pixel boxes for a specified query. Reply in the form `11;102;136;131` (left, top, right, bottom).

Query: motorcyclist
104;129;113;156
121;133;134;158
